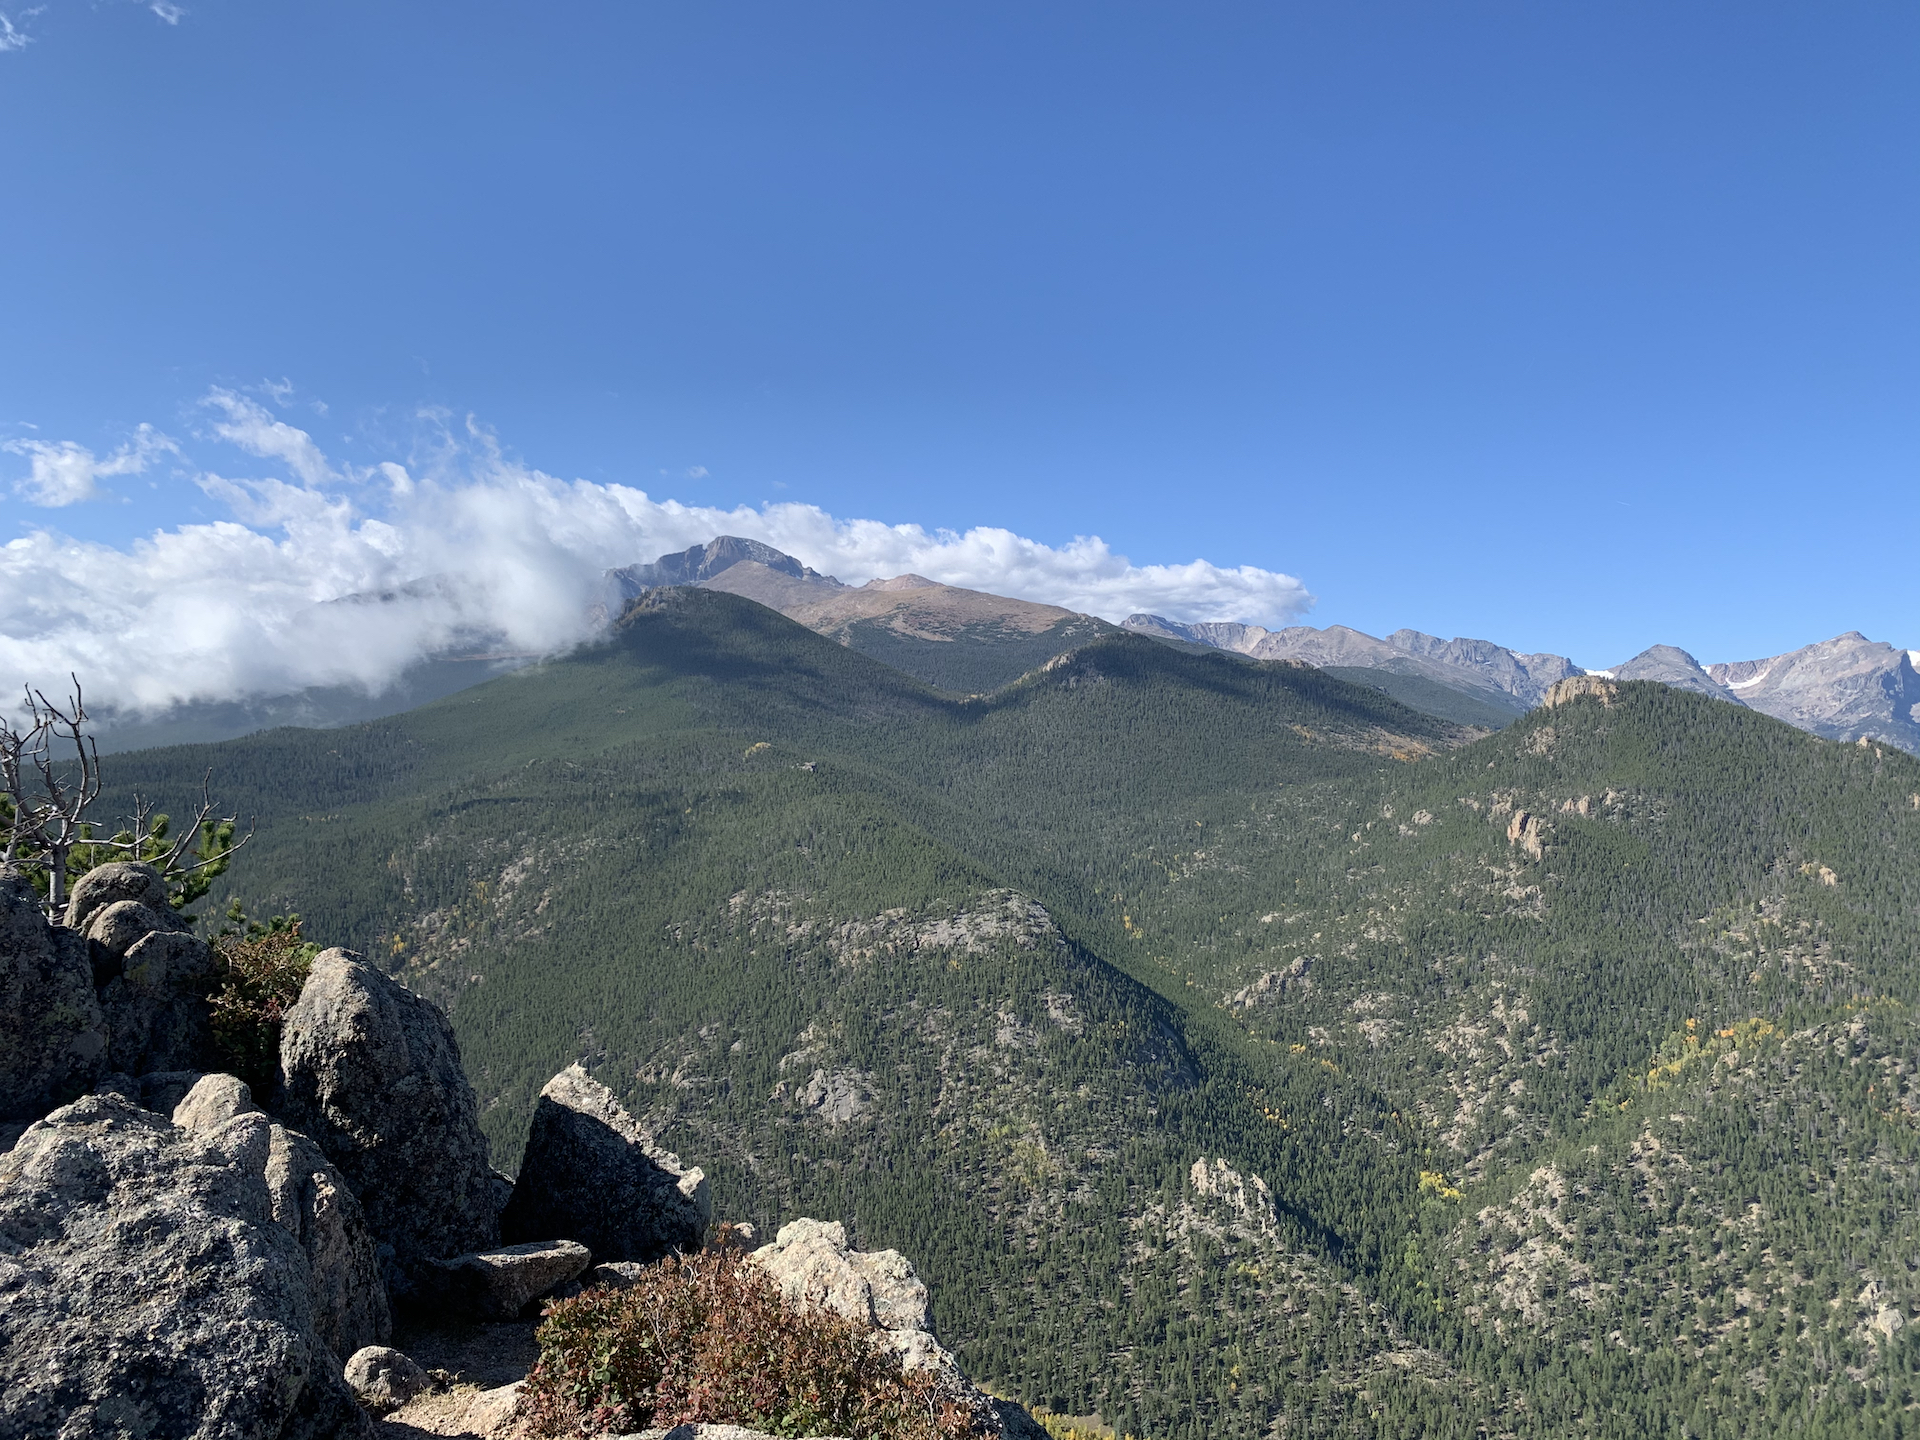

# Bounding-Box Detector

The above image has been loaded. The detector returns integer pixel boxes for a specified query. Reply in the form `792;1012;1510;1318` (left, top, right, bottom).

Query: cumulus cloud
4;425;179;506
0;400;1311;718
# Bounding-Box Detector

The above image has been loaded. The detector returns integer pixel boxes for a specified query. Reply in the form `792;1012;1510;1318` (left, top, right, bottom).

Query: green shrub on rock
206;909;317;1095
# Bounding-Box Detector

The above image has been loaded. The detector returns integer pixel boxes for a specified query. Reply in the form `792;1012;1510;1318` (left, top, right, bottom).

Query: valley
98;585;1920;1439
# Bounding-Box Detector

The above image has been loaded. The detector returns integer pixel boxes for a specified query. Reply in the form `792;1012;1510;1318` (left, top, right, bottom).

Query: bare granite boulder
172;1073;393;1357
0;870;107;1122
273;950;498;1296
268;1122;394;1355
87;896;190;955
0;1092;371;1439
500;1063;709;1262
63;859;175;933
342;1346;428;1412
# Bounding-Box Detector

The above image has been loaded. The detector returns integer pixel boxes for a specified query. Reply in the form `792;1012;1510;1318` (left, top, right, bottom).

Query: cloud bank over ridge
0;395;1312;717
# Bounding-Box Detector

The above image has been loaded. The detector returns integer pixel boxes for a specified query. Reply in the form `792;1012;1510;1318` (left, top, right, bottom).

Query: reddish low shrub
518;1228;975;1439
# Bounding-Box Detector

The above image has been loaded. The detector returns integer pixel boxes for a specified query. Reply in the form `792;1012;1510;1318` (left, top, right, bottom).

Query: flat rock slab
421;1239;591;1320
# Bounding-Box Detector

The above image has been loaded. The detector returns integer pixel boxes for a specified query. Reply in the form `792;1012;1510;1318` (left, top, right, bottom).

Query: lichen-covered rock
0;870;106;1122
342;1346;428;1412
63;859;174;933
173;1070;256;1132
172;1073;394;1357
274;950;498;1296
0;1092;371;1439
420;1238;592;1320
500;1063;709;1262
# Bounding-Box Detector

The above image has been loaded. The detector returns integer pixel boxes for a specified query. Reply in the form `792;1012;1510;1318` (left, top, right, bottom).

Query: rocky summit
0;860;1043;1440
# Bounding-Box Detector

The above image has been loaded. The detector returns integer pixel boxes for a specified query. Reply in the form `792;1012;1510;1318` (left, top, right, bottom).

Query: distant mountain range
85;533;1919;755
1127;610;1920;753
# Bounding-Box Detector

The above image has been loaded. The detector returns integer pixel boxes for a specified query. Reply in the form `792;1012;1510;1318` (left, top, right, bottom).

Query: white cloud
147;1;183;23
0;12;30;52
200;390;333;488
0;400;1312;717
4;425;179;506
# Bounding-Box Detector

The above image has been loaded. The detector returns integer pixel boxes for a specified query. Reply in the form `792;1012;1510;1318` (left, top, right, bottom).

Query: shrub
207;910;318;1095
518;1229;976;1439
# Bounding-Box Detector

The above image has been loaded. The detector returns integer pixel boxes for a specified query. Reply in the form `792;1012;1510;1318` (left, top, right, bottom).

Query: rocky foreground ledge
0;865;1041;1440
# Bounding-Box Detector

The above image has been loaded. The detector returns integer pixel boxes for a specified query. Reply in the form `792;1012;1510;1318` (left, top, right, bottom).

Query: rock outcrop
267;1120;393;1356
749;1218;1047;1439
749;1218;947;1374
0;870;107;1122
0;1093;371;1439
1540;675;1618;709
274;949;499;1296
500;1062;709;1262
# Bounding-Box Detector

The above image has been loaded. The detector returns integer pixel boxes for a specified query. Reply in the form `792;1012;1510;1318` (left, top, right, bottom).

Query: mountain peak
1610;645;1744;705
608;536;840;598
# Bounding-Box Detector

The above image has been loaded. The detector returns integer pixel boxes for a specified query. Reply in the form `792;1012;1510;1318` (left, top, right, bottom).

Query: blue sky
1;0;1915;699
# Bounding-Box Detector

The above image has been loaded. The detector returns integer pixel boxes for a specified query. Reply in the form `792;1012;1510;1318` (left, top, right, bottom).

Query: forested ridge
100;588;1920;1438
